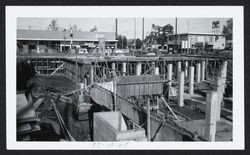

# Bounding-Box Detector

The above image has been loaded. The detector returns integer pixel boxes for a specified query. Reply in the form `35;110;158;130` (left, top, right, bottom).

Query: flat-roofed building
167;32;226;53
17;29;118;54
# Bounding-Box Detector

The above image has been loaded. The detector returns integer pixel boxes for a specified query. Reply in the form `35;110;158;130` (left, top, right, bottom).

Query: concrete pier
221;61;228;94
167;63;173;86
122;62;127;76
154;67;160;75
178;71;184;107
177;61;182;71
188;66;194;94
112;62;116;71
177;61;182;79
205;91;218;141
90;66;94;84
216;77;223;121
196;63;201;83
201;61;206;81
147;97;151;141
185;61;188;77
136;62;142;75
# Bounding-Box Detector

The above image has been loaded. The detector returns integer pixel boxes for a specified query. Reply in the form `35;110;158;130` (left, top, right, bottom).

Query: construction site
16;18;233;142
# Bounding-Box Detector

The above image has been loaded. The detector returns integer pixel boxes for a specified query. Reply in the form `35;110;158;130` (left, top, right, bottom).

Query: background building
17;29;117;54
167;32;226;53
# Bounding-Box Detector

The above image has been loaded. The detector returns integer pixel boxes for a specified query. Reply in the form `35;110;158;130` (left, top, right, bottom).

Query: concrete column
185;61;189;77
136;62;142;75
220;61;228;94
90;66;94;84
122;62;126;76
177;61;182;81
177;61;182;72
147;97;151;141
205;91;218;141
188;66;194;94
201;60;206;81
177;71;184;107
167;63;173;86
216;77;223;121
112;62;116;71
196;63;201;83
154;67;160;75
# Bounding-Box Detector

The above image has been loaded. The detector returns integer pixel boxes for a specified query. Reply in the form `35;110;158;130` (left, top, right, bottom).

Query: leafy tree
222;18;233;40
69;24;82;31
127;39;142;49
90;25;98;32
135;39;143;49
117;35;127;49
145;24;174;46
48;19;59;31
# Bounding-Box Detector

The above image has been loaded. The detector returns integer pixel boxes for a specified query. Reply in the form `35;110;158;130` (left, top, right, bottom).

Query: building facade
168;32;226;53
17;29;118;54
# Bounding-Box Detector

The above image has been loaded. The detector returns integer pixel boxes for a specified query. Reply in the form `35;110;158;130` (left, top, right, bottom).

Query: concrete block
94;111;146;141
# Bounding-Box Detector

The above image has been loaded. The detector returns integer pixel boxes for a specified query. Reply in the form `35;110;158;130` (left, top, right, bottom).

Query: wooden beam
50;63;64;75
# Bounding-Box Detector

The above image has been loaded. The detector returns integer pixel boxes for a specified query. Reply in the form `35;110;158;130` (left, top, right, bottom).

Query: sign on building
212;21;220;34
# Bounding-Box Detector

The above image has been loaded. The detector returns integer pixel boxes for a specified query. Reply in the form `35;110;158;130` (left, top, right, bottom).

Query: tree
135;39;143;49
117;35;127;49
145;24;174;46
127;39;142;49
90;25;98;32
48;19;59;31
69;24;82;31
222;18;233;40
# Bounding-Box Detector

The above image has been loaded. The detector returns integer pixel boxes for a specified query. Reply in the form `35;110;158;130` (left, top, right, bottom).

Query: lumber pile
17;93;40;141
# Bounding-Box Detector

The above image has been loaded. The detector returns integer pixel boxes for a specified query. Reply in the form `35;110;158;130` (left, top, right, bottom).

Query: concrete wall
94;111;146;141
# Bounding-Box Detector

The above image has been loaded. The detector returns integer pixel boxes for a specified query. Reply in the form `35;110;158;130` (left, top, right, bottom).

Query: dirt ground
28;75;92;141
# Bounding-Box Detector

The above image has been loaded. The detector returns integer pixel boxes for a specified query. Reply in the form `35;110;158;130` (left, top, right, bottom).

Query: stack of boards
17;93;40;141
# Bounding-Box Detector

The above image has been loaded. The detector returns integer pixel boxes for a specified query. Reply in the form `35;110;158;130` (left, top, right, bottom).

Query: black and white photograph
6;6;244;150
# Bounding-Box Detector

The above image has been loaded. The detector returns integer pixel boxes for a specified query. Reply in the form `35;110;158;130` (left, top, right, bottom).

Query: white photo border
6;6;244;150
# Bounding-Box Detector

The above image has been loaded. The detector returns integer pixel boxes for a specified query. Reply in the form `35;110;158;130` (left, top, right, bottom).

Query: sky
17;18;230;39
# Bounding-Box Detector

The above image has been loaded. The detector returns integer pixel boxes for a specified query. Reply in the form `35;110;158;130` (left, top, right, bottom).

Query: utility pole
175;18;178;53
122;36;123;49
142;17;144;50
115;18;118;39
142;18;144;42
134;18;136;52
